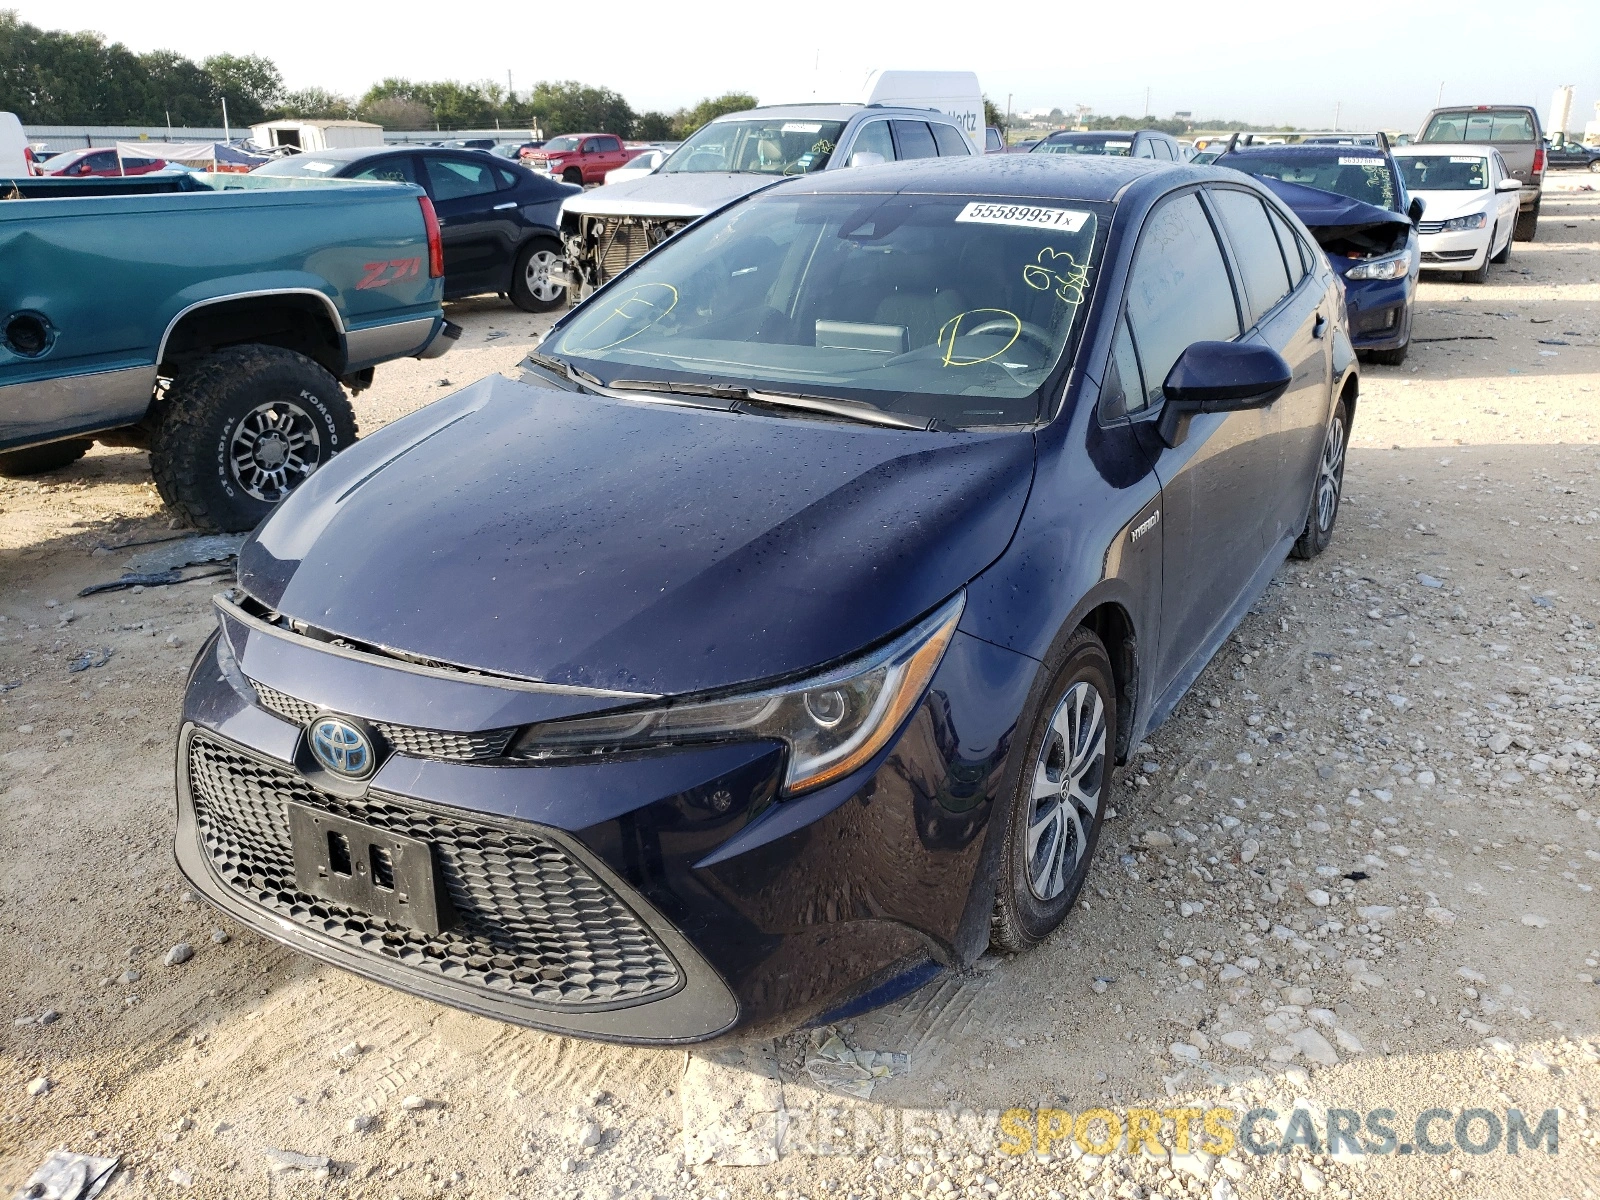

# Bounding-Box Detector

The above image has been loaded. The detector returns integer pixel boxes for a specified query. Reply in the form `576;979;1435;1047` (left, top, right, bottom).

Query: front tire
1491;225;1513;264
150;345;357;532
511;238;568;312
1463;232;1493;284
1291;396;1349;560
991;629;1115;953
1362;342;1409;366
0;438;91;477
562;168;582;185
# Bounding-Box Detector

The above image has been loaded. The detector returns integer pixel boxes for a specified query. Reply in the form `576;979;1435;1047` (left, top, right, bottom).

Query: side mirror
1157;341;1292;448
1496;177;1522;192
1408;196;1426;223
849;151;886;168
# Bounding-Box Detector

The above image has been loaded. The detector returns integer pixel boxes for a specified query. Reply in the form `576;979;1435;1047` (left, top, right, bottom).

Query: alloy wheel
1025;681;1107;901
1315;413;1346;532
523;249;565;303
228;400;322;503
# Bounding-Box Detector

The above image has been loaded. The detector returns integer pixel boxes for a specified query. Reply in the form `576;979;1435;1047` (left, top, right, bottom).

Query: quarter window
1102;313;1148;420
891;121;939;161
1266;206;1308;288
598;136;622;152
351;156;418;185
1123;193;1241;408
931;123;972;156
1209;189;1293;327
422;155;498;201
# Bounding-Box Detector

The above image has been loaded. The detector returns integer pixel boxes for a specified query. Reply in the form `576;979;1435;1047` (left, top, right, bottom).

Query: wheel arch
1077;600;1139;765
158;290;346;379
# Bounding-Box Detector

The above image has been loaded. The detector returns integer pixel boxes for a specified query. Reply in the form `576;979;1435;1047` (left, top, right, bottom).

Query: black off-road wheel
0;438;92;477
991;628;1116;953
1291;397;1350;560
150;345;357;532
1513;200;1539;242
511;238;568;312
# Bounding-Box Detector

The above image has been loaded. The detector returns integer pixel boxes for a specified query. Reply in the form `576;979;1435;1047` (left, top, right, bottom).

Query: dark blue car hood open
240;374;1035;697
1249;177;1413;261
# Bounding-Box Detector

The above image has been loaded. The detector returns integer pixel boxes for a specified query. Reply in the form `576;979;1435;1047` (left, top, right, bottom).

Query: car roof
1222;143;1390;161
1393;143;1498;156
774;153;1187;203
709;104;964;124
1044;130;1164;138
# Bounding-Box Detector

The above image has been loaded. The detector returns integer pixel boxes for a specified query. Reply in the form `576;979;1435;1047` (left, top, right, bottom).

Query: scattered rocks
1424;907;1457;927
1305;888;1331;907
1239;838;1259;864
1142;830;1175;850
26;1076;51;1096
347;1114;378;1134
576;1119;603;1148
1298;1161;1326;1193
400;1095;437;1111
264;1148;331;1174
163;942;193;967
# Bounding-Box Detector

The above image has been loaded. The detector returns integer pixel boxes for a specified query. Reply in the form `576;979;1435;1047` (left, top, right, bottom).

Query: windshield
1033;136;1132;157
1395;154;1487;192
254;155;345;177
542;136;582;153
661;119;846;175
542;192;1108;427
1223;152;1399;212
1420;110;1535;144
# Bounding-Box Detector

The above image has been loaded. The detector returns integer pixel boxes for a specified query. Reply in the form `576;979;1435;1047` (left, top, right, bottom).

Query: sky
20;0;1600;133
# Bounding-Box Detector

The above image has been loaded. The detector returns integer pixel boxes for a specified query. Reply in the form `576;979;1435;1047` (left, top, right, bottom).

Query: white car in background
1393;144;1521;282
605;146;669;185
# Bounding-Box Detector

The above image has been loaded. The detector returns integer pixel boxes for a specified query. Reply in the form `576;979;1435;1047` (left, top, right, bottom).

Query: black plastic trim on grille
250;680;518;762
185;730;682;1011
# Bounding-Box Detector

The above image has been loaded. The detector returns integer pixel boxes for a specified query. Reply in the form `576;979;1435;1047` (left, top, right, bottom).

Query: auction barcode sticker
1450;156;1484;163
956;203;1091;232
1339;157;1385;166
781;122;823;133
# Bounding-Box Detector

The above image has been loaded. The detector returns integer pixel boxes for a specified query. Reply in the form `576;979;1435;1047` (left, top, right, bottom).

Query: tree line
0;10;754;137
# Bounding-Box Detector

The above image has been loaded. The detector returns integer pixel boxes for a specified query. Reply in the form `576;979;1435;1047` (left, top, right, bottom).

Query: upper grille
251;681;517;762
186;732;682;1009
586;216;686;285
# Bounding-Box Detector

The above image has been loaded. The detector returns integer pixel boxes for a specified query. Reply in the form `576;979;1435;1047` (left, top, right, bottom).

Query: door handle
1312;312;1328;339
493;201;518;210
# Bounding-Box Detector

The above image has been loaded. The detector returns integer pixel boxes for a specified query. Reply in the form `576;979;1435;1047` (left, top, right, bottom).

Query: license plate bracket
287;802;452;936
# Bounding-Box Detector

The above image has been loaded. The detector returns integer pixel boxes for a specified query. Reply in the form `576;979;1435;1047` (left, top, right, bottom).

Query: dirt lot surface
3;188;1599;1200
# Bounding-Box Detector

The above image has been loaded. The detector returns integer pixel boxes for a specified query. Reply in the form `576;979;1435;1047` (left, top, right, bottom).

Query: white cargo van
1;113;35;176
558;70;985;300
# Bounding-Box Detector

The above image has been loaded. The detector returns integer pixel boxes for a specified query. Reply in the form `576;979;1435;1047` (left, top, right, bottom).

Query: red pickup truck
524;134;647;185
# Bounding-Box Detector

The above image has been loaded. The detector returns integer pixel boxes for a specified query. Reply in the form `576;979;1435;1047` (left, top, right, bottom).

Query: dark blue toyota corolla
177;156;1358;1043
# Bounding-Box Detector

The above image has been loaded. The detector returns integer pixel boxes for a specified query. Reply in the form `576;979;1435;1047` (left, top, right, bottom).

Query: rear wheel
1513;200;1539;242
150;345;357;532
1291;397;1349;560
991;629;1115;953
0;438;92;477
511;238;568;312
1463;231;1493;283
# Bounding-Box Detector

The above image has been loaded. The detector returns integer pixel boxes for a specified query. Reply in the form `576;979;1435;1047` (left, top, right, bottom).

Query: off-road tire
1491;226;1513;265
1291;396;1350;560
1513;200;1539;242
1463;230;1493;284
0;438;91;477
991;627;1116;954
150;345;356;532
511;237;568;313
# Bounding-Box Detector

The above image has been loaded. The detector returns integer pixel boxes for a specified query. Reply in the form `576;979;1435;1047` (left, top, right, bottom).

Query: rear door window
931;124;971;156
890;121;939;161
598;136;622;152
850;120;896;164
1123;192;1242;408
1208;188;1293;327
421;155;499;201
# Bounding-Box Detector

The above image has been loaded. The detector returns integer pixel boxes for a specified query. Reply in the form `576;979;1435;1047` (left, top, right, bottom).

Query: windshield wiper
737;388;933;431
608;379;744;404
523;351;604;394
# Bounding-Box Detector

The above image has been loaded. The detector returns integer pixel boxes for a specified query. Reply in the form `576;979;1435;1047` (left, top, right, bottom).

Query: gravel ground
2;186;1598;1200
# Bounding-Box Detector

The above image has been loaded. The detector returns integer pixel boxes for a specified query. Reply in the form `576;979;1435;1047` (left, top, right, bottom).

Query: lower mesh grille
186;732;681;1009
250;681;516;762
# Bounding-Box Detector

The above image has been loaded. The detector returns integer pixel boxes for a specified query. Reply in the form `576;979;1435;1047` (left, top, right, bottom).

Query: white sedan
605;147;668;185
1393;144;1521;282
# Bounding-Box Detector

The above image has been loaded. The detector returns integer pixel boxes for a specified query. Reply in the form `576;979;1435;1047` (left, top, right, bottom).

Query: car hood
559;172;777;219
1408;189;1493;221
1254;177;1413;260
240;374;1035;698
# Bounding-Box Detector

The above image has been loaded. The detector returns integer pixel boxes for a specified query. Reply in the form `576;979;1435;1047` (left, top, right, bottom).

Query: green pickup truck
1;171;457;530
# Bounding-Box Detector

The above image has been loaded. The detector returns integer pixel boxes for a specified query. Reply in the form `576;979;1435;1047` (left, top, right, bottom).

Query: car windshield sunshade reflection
543;193;1108;427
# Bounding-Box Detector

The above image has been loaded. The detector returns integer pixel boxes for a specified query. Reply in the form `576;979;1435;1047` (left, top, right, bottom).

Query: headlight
1344;252;1411;281
1439;212;1488;232
507;593;965;795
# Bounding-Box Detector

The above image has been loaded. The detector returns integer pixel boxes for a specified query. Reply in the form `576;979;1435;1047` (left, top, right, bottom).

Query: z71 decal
356;258;423;290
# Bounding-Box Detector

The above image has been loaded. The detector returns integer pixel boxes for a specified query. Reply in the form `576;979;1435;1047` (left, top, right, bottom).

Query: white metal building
248;119;384;151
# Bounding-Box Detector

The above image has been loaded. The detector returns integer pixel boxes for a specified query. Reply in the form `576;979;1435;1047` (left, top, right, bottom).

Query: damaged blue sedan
177;155;1357;1042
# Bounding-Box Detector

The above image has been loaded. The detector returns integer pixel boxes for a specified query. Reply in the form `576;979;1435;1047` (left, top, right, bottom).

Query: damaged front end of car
559;210;689;298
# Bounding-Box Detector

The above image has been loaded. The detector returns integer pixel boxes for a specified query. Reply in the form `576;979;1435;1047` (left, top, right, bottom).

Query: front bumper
1419;229;1490;270
1336;270;1415;352
175;605;1032;1041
